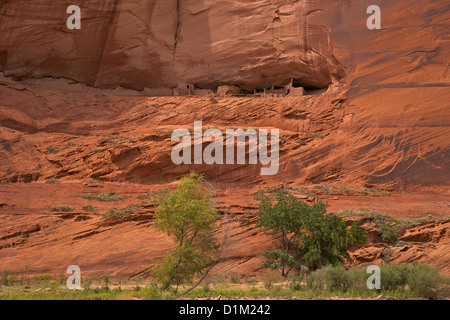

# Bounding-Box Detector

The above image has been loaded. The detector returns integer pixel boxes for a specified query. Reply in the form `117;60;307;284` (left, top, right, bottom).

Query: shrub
57;273;66;285
314;184;334;194
49;205;75;212
345;267;366;292
137;189;168;202
346;220;369;246
45;179;60;184
101;204;140;219
103;274;111;287
87;147;104;155
99;136;130;146
46;142;75;154
263;277;274;290
382;247;394;263
121;203;140;214
84;178;104;184
377;263;444;298
405;263;442;299
380;223;398;245
154;129;174;135
229;273;241;284
46;146;61;154
82;278;93;291
306;267;330;291
308;133;326;139
103;207;121;219
380;263;410;291
82;205;98;213
201;281;210;293
1;270;11;286
137;193;155;200
301;264;444;298
288;272;306;291
328;265;353;291
82;193;125;202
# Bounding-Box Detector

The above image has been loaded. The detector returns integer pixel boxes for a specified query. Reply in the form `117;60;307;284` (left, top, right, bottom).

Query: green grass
0;286;134;300
1;263;448;300
82;193;125;202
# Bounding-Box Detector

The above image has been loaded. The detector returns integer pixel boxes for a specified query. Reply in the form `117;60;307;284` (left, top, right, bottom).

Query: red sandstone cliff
0;0;448;278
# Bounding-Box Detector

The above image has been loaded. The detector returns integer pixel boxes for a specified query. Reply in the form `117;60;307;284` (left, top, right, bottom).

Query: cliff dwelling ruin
142;78;307;97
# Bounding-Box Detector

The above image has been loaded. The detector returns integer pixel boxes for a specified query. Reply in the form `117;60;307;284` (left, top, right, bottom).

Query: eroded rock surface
0;0;343;90
0;0;449;278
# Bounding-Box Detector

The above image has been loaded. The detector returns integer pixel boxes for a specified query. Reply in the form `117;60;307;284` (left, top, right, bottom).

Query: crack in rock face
0;0;343;91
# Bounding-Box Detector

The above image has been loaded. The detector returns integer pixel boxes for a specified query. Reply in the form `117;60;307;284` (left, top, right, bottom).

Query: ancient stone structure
217;85;242;97
143;88;173;96
173;83;195;96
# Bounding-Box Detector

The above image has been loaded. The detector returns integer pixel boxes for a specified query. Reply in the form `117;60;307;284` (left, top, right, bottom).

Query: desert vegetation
81;192;125;202
102;204;140;219
45;178;61;184
1;176;448;300
1;263;448;300
48;205;75;212
81;205;98;213
46;141;76;154
151;172;220;293
254;187;368;276
98;136;131;146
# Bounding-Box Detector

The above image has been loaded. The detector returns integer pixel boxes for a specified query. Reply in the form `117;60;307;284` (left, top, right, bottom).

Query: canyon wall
0;0;449;186
0;0;449;279
0;0;346;91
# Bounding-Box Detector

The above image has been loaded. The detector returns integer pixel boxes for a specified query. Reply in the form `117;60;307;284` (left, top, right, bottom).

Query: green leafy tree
153;172;219;290
296;207;349;269
255;187;367;276
255;189;307;276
